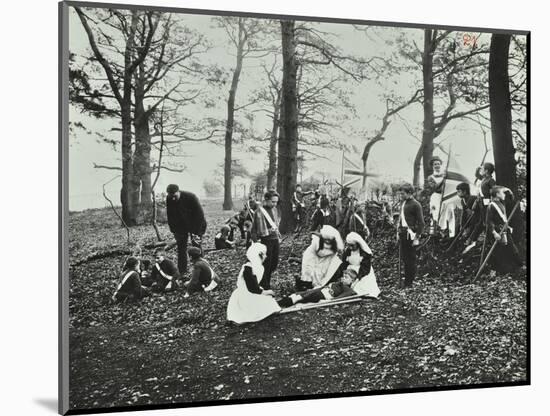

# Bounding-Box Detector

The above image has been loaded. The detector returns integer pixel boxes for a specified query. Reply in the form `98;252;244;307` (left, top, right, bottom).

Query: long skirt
226;288;281;324
352;269;381;298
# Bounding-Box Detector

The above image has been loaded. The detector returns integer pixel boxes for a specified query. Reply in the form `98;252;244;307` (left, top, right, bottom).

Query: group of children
214;199;257;251
113;161;524;317
227;226;381;324
112;247;219;303
454;162;524;274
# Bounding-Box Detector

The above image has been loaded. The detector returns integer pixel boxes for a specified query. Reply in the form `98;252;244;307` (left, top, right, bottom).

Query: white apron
301;236;343;288
226;263;281;324
345;248;381;298
351;268;381;298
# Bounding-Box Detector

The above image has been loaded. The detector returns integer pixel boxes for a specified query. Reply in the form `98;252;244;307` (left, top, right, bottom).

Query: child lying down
278;269;358;308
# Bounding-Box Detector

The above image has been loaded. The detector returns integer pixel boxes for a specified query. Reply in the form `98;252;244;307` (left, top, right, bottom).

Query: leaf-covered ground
68;200;527;411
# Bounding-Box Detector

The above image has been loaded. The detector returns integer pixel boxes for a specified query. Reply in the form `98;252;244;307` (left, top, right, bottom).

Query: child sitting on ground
278;269;358;308
184;247;220;296
112;257;151;303
149;248;180;292
215;224;235;250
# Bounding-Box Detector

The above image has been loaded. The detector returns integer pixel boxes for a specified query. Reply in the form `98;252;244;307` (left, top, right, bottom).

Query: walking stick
472;201;521;282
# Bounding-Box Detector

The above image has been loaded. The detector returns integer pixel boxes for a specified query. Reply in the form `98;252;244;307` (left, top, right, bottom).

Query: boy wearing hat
310;197;333;232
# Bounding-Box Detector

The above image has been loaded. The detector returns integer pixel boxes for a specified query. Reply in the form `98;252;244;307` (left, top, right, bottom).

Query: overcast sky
67;6;525;211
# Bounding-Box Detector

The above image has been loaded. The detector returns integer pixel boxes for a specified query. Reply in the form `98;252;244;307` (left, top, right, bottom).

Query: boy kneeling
278;269;358;308
184;247;220;296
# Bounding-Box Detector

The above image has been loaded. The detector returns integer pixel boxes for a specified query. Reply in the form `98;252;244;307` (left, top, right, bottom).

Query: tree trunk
133;64;152;217
421;29;436;186
412;144;423;187
266;91;281;190
361;136;384;195
489;34;517;195
120;102;137;226
489;33;524;253
277;20;299;233
223;20;245;211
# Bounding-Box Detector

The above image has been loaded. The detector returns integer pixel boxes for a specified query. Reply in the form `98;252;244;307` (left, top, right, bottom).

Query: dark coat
479;177;496;199
400;198;425;235
460;195;479;225
150;259;180;291
187;259;215;294
113;270;144;302
166;190;207;236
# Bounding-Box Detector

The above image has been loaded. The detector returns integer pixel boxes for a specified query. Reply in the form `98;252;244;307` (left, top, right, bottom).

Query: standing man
397;183;425;288
251;190;281;290
165;184;207;276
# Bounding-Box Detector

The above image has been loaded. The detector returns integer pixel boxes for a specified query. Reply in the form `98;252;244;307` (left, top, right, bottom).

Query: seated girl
112;257;151;303
278;269;358;308
296;225;343;291
226;243;281;324
214;224;235;250
340;232;381;298
184;247;220;296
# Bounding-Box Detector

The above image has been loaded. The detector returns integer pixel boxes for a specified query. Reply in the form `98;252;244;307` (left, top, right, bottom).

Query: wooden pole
278;294;374;315
340;149;345;185
445;204;477;252
472;200;521;282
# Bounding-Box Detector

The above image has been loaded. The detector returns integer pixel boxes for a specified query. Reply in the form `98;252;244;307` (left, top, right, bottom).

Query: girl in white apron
227;243;281;324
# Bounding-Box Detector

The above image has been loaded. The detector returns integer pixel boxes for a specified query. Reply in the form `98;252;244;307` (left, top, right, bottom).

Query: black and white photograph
59;0;529;413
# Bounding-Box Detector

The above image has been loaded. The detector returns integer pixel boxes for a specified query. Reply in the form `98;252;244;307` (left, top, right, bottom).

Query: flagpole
341;149;345;186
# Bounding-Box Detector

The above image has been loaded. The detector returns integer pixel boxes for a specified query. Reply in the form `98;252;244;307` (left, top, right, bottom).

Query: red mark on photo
462;33;479;48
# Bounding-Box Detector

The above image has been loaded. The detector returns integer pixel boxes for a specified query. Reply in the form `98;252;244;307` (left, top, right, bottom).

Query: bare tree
215;17;276;210
75;7;159;225
410;29;492;185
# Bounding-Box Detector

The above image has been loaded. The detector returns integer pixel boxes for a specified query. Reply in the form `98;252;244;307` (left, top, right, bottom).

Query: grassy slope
68;200;527;410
